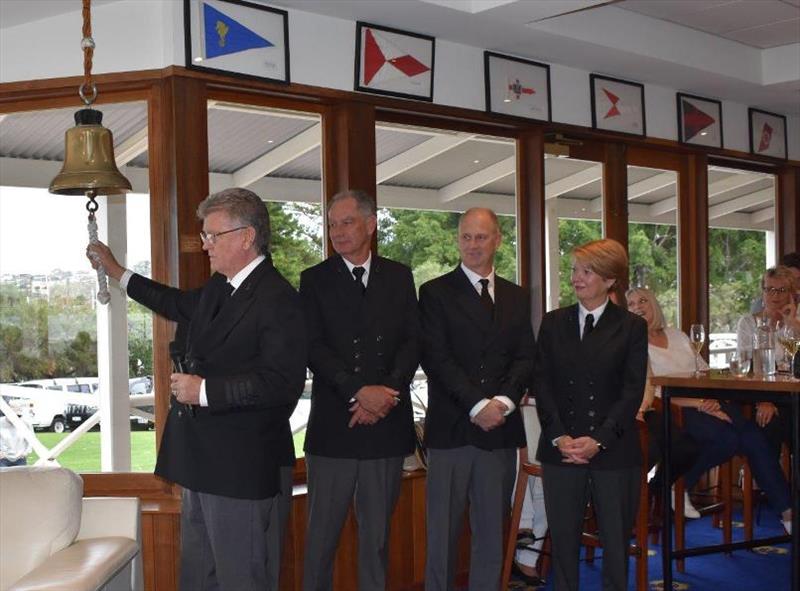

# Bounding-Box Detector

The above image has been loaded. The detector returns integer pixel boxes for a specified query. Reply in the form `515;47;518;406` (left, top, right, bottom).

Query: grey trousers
541;463;640;591
302;454;404;591
268;466;295;590
424;446;516;591
179;487;274;591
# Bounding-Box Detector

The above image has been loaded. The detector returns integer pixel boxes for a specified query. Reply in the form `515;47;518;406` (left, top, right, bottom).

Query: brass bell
49;108;131;196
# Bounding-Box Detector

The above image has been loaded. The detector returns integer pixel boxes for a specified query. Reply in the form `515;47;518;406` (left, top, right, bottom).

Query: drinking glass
776;320;800;376
729;350;751;378
689;324;705;375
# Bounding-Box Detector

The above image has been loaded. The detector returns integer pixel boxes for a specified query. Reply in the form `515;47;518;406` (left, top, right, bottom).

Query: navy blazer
419;267;535;451
127;259;307;499
300;254;420;459
534;302;647;469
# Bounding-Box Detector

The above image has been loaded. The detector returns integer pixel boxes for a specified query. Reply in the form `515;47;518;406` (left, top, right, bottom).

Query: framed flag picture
677;93;723;148
484;52;551;122
184;0;289;84
590;74;646;137
749;108;787;160
354;22;435;102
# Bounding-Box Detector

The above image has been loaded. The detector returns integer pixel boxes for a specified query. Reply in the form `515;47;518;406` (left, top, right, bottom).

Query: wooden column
517;128;546;329
321;102;377;255
147;76;209;452
776;165;800;256
602;142;629;249
678;152;709;332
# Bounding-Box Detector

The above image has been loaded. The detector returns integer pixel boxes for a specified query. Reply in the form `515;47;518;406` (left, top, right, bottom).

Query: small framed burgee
184;0;289;84
590;74;645;136
677;93;723;148
749;108;787;160
355;21;435;101
484;52;551;121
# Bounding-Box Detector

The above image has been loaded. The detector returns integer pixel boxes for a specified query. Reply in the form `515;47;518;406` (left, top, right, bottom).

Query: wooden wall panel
776;165;800;256
603;142;629;258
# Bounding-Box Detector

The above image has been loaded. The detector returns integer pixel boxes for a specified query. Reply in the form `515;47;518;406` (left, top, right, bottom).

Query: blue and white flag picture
203;2;273;59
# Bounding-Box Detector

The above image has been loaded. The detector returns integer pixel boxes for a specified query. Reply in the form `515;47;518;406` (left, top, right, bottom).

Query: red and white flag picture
678;94;722;148
485;52;550;121
591;75;645;136
750;109;786;159
356;23;434;100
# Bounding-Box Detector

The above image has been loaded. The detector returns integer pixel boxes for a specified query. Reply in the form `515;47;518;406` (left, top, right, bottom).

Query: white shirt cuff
119;269;133;291
199;379;208;407
469;398;490;418
493;395;515;416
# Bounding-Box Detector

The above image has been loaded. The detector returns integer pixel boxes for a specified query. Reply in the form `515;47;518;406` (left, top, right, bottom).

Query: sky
0;186;151;276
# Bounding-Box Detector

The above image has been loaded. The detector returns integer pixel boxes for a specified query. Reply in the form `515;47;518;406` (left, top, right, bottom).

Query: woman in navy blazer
534;239;648;591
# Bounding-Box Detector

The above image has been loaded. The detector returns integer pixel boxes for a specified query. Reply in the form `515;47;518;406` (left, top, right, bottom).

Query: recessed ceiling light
700;131;708;136
194;57;203;62
473;159;480;164
267;140;274;144
503;98;511;103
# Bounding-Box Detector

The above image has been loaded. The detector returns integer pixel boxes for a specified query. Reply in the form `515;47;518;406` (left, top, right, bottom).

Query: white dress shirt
342;252;372;288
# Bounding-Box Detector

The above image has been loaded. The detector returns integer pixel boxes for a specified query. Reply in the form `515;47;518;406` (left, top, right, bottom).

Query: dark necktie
479;278;494;316
582;313;594;340
352;267;366;295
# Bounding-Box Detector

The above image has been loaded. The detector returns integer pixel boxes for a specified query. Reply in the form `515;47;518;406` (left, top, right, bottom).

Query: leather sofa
0;466;142;591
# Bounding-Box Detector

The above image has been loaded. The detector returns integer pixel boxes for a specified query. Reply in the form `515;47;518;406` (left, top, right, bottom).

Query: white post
545;200;560;311
765;229;776;268
96;194;131;471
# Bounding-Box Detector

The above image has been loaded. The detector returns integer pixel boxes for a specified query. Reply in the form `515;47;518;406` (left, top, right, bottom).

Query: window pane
544;154;603;309
707;165;775;368
627;166;679;326
374;123;518;289
0;101;154;471
206;102;323;457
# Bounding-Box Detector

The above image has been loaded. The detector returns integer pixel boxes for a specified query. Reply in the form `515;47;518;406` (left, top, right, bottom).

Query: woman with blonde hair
535;238;647;591
627;286;792;534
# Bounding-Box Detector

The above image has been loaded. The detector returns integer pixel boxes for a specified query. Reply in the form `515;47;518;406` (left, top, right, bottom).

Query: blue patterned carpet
526;511;791;591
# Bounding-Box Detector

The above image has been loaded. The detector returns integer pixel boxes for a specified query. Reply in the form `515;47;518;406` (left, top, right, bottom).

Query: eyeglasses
762;286;789;296
199;226;248;245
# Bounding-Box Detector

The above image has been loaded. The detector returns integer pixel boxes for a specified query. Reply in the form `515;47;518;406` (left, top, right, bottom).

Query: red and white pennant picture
357;24;433;100
486;53;550;121
592;76;644;135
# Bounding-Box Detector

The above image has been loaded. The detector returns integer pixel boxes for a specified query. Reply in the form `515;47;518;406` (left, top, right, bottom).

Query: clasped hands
471;398;508;432
349;385;399;428
170;373;202;405
557;435;601;464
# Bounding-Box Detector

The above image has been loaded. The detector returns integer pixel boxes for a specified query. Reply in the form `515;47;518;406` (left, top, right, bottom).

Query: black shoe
510;561;544;588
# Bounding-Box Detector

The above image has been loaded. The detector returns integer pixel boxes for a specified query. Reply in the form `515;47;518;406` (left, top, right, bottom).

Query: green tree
267;201;323;288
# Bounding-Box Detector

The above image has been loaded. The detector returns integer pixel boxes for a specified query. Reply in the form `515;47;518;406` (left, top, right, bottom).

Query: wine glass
689;324;706;375
729;350;751;378
776;320;800;377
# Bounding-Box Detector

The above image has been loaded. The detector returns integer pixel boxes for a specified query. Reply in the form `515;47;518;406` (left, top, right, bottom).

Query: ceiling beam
708;187;773;220
114;126;148;167
751;206;775;224
439;156;515;203
232;124;321;188
207;100;319;122
545;165;602;200
647;172;768;217
628;171;676;199
377;133;475;184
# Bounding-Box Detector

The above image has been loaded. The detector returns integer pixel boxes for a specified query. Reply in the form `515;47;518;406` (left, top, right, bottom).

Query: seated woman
737;265;798;460
635;363;702;518
626;286;792;534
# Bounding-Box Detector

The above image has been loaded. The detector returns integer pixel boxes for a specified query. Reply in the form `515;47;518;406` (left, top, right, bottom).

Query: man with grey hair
87;187;307;591
299;189;420;591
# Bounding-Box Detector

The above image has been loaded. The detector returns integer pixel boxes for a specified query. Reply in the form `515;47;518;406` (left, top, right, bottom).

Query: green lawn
26;430;306;472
